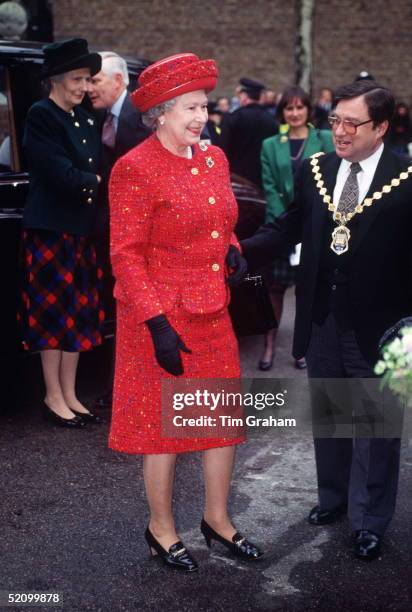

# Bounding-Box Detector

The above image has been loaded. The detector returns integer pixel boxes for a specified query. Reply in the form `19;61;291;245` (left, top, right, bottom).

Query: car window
0;65;15;173
8;61;44;173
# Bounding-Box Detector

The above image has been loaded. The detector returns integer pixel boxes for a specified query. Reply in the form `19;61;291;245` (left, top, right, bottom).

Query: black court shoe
258;356;274;371
201;518;263;560
144;527;198;572
42;402;85;428
71;408;103;424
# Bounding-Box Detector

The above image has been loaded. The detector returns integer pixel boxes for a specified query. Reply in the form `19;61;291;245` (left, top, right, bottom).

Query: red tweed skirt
109;303;244;454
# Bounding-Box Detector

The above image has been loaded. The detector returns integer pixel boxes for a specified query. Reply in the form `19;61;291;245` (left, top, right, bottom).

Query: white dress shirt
109;89;128;133
333;143;384;205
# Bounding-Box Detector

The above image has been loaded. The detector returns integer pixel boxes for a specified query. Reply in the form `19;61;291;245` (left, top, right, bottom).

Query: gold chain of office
310;152;412;254
310;152;412;223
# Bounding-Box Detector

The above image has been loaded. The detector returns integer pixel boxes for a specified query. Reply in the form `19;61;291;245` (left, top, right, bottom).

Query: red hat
131;53;218;112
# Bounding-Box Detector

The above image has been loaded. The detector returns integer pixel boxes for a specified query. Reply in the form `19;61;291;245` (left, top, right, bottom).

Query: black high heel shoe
201;518;263;560
42;402;85;428
70;408;102;423
144;527;198;572
258;355;274;371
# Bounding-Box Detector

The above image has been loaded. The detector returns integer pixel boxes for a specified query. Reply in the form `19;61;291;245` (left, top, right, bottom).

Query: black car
0;41;151;412
0;41;268;413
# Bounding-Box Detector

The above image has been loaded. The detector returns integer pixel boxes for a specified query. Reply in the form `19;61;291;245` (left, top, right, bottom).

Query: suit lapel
303;126;321;158
115;95;133;156
307;153;340;263
274;137;294;201
348;146;398;255
311;153;340;226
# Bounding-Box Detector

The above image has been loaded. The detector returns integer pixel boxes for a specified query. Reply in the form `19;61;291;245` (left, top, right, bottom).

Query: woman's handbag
229;274;278;337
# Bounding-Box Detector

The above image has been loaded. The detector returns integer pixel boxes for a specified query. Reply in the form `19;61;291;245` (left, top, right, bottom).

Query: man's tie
337;162;362;215
102;111;116;149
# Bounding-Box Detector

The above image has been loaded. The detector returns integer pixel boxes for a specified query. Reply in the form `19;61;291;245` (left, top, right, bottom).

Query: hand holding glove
225;245;248;287
146;314;191;376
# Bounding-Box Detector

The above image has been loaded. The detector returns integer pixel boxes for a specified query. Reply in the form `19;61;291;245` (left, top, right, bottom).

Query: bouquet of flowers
375;318;412;407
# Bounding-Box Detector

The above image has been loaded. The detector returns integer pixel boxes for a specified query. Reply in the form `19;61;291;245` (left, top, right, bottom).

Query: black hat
207;101;222;115
42;38;101;79
239;77;266;96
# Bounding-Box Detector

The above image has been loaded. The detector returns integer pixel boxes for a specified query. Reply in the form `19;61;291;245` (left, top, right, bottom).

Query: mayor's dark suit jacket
242;146;412;365
220;103;277;188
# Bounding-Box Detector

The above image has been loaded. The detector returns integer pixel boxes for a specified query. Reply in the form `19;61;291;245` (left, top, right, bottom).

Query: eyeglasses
328;115;373;135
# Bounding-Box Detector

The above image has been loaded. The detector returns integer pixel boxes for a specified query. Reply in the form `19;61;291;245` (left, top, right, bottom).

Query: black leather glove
225;245;248;287
146;314;191;376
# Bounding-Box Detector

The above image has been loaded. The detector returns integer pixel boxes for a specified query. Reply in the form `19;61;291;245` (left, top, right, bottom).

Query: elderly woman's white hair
0;1;28;39
142;98;178;130
99;51;129;87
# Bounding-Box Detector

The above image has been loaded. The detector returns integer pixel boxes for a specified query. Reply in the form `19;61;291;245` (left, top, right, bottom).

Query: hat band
133;75;217;112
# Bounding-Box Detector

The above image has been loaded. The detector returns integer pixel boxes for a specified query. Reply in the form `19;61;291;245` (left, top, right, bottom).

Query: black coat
96;93;150;240
23;98;100;236
242;146;412;364
220;103;277;187
100;93;150;183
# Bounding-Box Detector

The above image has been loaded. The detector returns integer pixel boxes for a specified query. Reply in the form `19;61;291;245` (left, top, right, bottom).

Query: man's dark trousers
306;313;401;536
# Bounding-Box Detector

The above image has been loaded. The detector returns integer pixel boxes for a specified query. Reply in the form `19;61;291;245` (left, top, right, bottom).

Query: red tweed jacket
109;134;240;324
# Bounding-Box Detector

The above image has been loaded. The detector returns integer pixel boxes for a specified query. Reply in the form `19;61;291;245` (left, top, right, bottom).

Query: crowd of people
17;38;410;569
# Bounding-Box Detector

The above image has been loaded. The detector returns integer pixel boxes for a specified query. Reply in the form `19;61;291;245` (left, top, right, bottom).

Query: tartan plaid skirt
19;229;105;352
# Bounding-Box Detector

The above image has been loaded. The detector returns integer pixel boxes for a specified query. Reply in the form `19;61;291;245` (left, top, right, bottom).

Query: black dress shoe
42;402;85;428
295;357;307;370
354;530;381;560
201;518;263;560
144;527;198;572
258;356;273;371
71;408;103;423
308;505;346;525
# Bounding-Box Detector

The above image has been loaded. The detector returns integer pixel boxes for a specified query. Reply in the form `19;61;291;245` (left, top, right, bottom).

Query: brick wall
312;0;412;103
50;0;296;98
51;0;412;104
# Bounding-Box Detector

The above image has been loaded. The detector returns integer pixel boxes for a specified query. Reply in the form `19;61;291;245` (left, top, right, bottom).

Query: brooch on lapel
279;123;289;143
205;156;214;168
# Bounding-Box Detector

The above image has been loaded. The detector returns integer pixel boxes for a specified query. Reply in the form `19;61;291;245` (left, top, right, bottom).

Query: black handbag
229;274;278;337
231;174;266;241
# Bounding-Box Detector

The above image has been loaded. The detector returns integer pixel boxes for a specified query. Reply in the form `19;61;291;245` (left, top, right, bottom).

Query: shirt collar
110;89;128;118
340;142;384;174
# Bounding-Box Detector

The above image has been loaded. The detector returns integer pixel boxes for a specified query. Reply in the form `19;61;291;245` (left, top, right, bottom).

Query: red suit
108;134;244;453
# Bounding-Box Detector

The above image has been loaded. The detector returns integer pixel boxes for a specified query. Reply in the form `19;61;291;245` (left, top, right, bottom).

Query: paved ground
1;289;411;612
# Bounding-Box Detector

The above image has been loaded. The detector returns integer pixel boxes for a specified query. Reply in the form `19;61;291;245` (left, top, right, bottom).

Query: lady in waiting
20;39;104;427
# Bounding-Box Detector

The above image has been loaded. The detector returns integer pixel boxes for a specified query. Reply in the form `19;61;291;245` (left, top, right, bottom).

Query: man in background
88;51;150;181
220;77;276;188
88;51;150;407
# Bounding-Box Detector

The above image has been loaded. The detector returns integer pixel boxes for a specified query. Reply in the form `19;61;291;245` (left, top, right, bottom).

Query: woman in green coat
259;86;334;370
